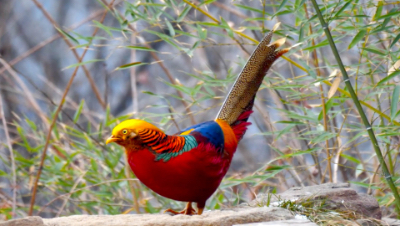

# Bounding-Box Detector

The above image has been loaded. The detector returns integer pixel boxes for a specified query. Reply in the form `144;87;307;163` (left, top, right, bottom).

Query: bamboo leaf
391;85;400;121
116;62;146;70
333;0;352;18
372;1;383;21
92;20;113;37
64;59;103;70
164;18;175;37
327;76;341;99
348;30;366;49
234;4;263;14
375;10;400;20
278;0;289;11
362;47;385;56
73;100;85;123
125;46;157;52
340;153;361;164
55;27;79;45
390;33;400;48
377;70;400;86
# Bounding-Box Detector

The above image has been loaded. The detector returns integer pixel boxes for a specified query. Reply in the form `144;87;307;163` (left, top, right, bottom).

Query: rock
233;219;318;226
382;217;400;226
42;207;293;226
0;216;44;226
249;183;382;220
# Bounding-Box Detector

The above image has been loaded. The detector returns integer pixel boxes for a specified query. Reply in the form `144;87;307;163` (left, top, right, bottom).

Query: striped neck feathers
109;119;198;162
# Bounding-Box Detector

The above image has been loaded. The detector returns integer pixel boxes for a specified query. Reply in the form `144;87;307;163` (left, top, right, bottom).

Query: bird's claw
164;202;197;215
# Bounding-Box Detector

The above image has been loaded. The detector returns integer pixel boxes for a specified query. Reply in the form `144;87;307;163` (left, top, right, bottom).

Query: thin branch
0;7;108;75
0;93;16;218
38;178;138;215
303;3;332;183
56;171;87;217
0;59;48;125
28;0;115;216
30;0;107;109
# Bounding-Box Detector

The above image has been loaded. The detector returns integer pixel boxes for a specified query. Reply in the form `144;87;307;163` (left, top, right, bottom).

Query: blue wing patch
189;121;224;149
155;121;225;162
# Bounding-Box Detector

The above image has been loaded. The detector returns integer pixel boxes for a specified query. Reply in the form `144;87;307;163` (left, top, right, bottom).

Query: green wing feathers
216;25;289;126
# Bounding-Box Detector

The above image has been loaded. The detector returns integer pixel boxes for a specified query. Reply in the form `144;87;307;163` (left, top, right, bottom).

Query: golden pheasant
106;25;288;215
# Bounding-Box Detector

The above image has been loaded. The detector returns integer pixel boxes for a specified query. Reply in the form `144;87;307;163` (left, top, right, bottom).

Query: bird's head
106;119;162;147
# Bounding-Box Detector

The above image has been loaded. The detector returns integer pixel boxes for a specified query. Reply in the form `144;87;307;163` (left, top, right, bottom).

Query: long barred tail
216;24;289;130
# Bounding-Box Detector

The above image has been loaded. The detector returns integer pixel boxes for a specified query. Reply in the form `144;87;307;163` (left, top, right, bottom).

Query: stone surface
382;217;400;226
234;219;318;226
249;183;382;220
1;183;387;226
42;207;293;226
0;216;44;226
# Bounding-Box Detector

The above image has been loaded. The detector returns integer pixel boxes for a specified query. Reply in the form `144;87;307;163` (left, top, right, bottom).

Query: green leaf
372;1;383;21
311;131;336;144
377;70;400;86
340;153;361;164
64;59;103;70
278;0;289;11
55;27;79;45
375;10;400;20
197;24;207;40
73;100;85;123
390;33;400;49
333;0;352;18
276;124;295;140
276;121;305;125
125;46;157;52
362;47;385;56
116;62;147;70
164;18;175;37
220;17;233;38
177;6;191;22
234;4;263;14
391;85;400;121
146;30;180;49
92;20;113;37
348;30;366;49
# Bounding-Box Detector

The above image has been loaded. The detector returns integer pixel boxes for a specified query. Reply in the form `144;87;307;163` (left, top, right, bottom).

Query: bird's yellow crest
111;119;162;136
106;119;162;144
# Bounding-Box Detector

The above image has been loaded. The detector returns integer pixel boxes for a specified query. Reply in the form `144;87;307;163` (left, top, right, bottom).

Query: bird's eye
122;130;127;134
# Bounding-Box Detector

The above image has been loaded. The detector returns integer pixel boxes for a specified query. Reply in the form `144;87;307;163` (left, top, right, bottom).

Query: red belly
127;144;232;203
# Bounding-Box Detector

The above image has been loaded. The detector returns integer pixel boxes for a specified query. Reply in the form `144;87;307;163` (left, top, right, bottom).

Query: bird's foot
164;202;197;215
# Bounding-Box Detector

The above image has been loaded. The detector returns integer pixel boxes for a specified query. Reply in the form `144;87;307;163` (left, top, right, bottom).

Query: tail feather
216;25;288;127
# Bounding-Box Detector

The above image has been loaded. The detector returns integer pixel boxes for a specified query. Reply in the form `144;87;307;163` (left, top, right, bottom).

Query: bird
106;25;288;215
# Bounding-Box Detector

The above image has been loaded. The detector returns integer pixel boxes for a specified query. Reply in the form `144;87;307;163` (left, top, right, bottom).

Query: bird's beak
106;135;120;144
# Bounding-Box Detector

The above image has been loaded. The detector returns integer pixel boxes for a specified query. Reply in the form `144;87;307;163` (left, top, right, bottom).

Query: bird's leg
197;201;205;215
164;202;197;215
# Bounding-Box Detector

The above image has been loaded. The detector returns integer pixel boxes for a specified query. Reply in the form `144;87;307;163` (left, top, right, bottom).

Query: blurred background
0;0;399;220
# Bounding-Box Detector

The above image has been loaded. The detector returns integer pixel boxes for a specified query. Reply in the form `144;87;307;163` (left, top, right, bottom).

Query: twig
0;7;109;75
130;30;139;116
56;171;87;217
0;93;16;218
0;59;48;125
30;0;107;110
38;178;138;215
28;0;115;216
303;3;332;183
